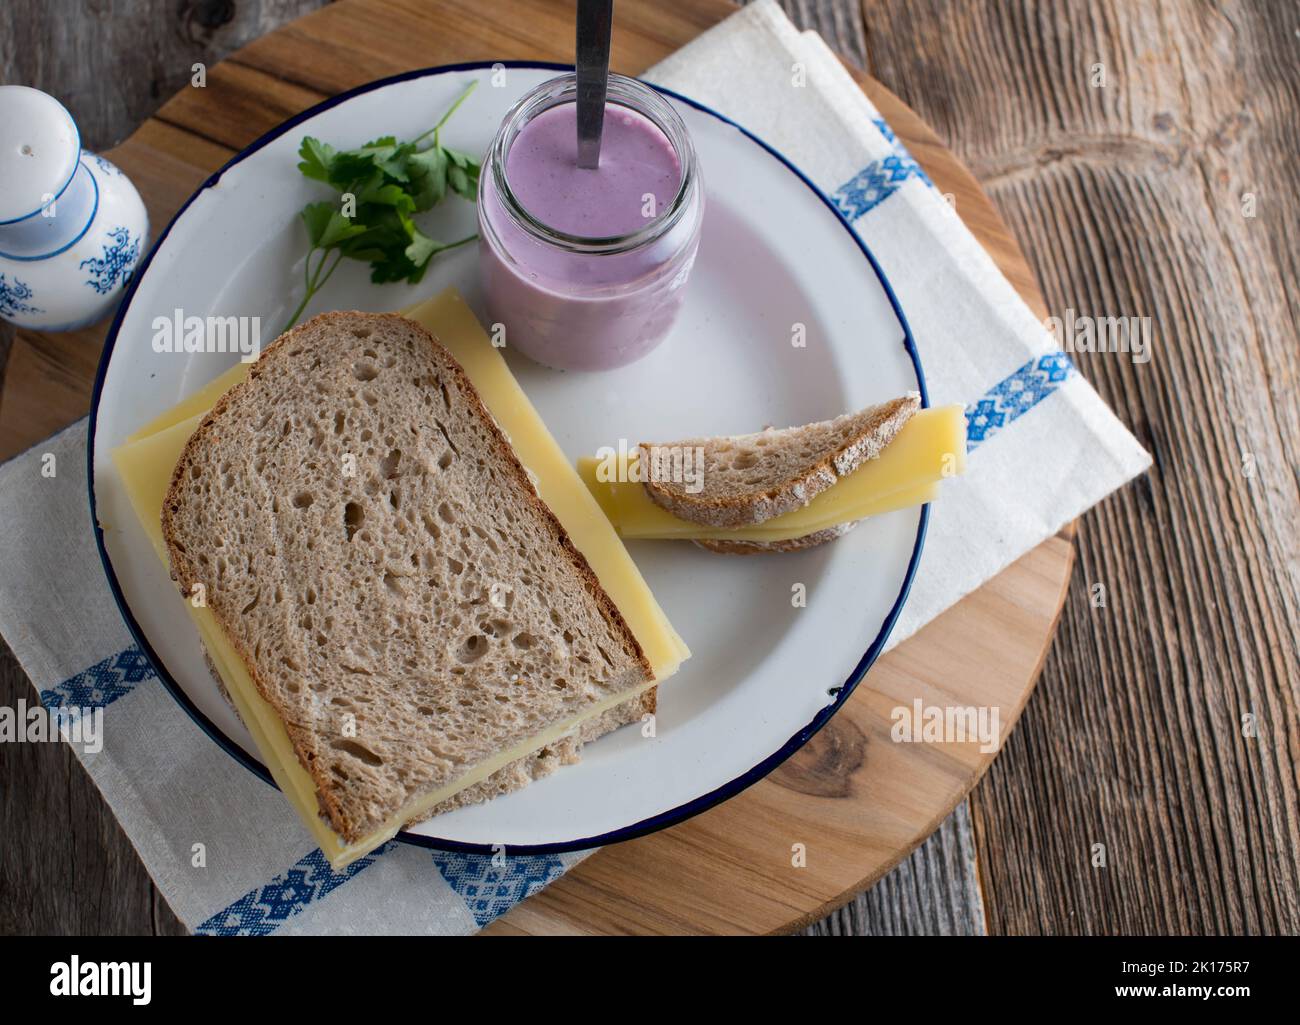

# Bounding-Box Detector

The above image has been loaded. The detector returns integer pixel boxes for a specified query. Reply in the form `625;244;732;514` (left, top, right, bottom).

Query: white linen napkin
0;0;1148;935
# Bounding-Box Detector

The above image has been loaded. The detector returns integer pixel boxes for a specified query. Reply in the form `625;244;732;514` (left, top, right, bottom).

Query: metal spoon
575;0;613;169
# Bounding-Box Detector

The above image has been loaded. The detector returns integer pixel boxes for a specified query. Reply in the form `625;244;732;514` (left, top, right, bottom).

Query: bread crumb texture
163;312;650;841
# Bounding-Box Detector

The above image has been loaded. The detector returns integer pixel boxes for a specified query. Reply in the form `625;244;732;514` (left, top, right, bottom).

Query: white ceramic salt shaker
0;85;149;331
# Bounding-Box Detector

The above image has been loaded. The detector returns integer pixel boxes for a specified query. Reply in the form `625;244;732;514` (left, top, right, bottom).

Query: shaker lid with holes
0;85;81;224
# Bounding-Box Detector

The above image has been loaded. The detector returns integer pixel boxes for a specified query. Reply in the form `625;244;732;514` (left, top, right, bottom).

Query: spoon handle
575;0;614;169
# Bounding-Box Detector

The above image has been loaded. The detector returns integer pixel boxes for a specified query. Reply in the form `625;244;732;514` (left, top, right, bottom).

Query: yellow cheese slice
577;404;967;542
109;287;686;867
580;474;940;542
126;361;251;443
113;411;205;559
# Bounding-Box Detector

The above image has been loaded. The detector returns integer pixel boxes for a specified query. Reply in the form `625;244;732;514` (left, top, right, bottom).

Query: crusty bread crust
161;311;653;843
640;394;920;528
693;522;857;555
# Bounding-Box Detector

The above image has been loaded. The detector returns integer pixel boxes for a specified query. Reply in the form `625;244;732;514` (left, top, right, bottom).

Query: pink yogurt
478;74;703;371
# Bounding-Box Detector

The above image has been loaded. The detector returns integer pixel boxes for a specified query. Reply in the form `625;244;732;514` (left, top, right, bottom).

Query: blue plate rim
85;59;930;856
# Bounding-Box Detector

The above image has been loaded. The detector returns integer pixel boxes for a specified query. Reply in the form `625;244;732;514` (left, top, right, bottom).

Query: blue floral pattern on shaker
80;226;139;294
0;273;43;317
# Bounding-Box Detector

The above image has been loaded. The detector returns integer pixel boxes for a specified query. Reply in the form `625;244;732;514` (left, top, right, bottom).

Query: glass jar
478;73;703;371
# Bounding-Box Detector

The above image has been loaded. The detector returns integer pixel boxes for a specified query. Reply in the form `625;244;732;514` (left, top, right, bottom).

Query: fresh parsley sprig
282;80;482;332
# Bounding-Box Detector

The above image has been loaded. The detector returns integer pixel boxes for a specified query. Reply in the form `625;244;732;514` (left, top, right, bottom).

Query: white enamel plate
89;63;927;852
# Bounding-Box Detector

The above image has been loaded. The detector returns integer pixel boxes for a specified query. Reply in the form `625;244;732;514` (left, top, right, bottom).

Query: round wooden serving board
0;0;1073;934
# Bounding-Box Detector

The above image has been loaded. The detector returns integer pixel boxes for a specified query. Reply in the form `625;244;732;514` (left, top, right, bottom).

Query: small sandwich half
160;311;657;850
639;395;921;552
641;396;920;528
577;394;965;552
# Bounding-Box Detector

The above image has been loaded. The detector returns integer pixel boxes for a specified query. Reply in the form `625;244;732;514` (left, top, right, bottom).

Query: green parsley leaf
281;80;483;332
297;137;336;183
300;201;337;247
405;147;448;211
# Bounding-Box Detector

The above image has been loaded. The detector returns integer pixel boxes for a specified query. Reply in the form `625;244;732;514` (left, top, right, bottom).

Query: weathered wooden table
2;0;1296;935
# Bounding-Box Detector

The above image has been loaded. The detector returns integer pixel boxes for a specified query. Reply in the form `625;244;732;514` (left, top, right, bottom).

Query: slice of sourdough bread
162;311;653;844
639;394;921;538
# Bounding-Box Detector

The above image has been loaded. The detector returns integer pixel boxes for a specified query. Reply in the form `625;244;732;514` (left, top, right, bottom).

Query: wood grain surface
860;0;1300;935
1;0;1292;935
